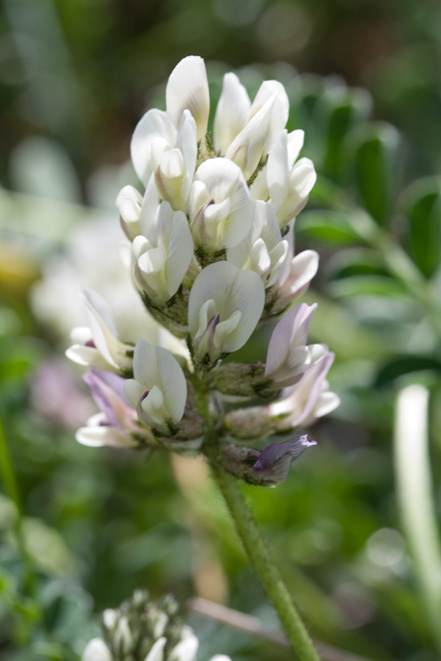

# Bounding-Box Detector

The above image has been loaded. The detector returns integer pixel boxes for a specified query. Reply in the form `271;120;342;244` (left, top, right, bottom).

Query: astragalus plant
68;56;339;661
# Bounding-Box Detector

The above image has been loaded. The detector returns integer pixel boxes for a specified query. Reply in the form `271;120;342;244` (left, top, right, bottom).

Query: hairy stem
206;440;320;661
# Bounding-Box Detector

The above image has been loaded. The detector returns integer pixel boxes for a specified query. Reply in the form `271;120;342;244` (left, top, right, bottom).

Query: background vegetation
1;0;441;659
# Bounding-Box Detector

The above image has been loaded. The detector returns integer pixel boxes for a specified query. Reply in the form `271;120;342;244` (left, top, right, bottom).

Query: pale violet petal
278;249;319;302
265;303;316;377
289;352;335;426
166;56;209;140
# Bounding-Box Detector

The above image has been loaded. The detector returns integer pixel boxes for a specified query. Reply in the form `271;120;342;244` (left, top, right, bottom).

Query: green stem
208;445;320;661
0;411;36;598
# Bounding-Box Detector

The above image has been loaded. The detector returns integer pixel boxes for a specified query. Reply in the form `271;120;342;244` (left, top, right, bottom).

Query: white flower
224;80;289;178
267;129;316;227
165;55;210;141
117;185;143;240
189;157;253;252
131;201;194;305
66;290;133;374
82;638;112;661
81;633;231;661
124;341;187;430
131;109;178;186
213;72;250;156
188;261;264;361
154;110;198;212
227;200;289;287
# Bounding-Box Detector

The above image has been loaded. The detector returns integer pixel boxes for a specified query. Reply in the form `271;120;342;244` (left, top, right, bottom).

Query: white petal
166;56;210;140
156;346;187;422
81;638;112;661
287;129;305;166
116;185;143;239
124;378;146;409
76;425;138;448
312;390;341;419
165;210;194;296
65;345;110;371
144;637;166;661
267;130;289;211
140;176;161;237
177;109;198;198
81;290;120;368
70;326;92;344
213;72;250;154
191;158;253;249
131;109;177;185
168;634;199;661
248;80;289;122
132;340;160;387
131;341;187;423
188;262;264;354
290;158;317;197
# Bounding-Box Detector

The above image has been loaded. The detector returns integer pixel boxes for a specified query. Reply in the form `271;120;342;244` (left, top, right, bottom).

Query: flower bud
221;435;316;486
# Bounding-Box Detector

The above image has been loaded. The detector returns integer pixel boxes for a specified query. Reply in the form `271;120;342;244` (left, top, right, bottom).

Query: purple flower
83;369;131;429
252;436;316;485
77;369;148;448
221;435;316;486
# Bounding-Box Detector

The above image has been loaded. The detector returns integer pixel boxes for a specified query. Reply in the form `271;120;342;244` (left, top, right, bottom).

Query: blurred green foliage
1;0;441;659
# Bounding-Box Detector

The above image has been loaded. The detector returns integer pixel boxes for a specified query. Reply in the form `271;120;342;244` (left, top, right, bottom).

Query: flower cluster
82;590;230;661
67;56;339;485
